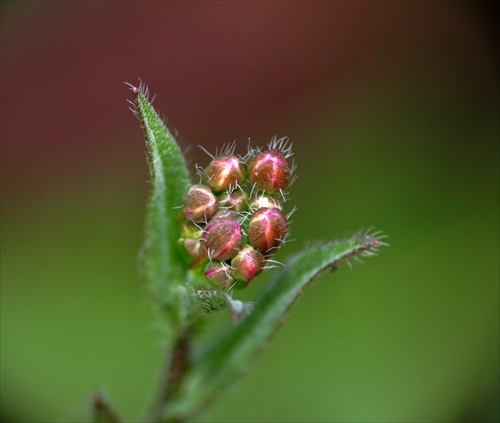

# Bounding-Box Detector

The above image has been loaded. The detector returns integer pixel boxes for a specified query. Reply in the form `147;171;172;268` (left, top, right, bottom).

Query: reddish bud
248;149;290;192
204;155;246;192
183;184;218;222
204;261;234;289
218;190;248;211
183;238;207;259
208;209;240;224
203;219;243;261
231;245;264;283
248;208;288;252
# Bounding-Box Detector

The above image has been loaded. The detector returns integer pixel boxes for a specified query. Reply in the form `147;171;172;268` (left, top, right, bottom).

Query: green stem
147;327;193;423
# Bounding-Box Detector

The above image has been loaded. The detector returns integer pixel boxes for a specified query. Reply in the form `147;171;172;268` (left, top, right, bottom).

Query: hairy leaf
164;233;384;419
130;83;191;326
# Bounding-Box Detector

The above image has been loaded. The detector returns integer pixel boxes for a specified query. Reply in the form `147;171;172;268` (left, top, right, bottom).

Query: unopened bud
248;149;290;193
231;245;264;283
204;261;235;289
180;219;203;239
218;190;248;212
248;195;282;211
248;208;288;252
204;155;246;192
183;184;218;223
183;238;207;259
208;209;240;224
203;219;243;261
178;219;207;264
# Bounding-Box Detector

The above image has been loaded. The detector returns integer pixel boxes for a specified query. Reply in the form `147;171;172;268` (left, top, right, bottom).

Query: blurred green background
1;1;498;422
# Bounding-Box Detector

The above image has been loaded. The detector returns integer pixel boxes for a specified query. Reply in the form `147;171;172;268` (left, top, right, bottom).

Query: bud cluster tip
178;137;295;290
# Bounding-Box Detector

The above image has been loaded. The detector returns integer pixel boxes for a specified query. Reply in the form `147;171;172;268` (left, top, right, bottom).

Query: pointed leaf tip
124;81;140;95
132;85;191;326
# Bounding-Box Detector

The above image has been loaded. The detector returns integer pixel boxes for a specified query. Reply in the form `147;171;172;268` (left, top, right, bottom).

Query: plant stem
147;327;192;423
92;393;122;423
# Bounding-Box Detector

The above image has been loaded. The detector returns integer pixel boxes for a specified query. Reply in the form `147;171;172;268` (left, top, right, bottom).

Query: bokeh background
1;1;498;422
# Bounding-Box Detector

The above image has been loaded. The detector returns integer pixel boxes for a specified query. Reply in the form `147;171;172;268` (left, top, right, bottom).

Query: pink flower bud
203;219;243;261
248;208;288;252
183;184;218;223
218;190;248;212
204;261;234;289
248;149;291;192
230;245;264;283
204;154;246;192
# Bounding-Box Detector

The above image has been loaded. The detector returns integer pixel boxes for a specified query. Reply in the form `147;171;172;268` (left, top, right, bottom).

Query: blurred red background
2;1;496;192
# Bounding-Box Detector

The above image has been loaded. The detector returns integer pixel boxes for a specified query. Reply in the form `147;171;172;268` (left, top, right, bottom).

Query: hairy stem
147;327;192;423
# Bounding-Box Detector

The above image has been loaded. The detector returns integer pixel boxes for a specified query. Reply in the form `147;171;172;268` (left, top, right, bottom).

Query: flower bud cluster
178;138;294;290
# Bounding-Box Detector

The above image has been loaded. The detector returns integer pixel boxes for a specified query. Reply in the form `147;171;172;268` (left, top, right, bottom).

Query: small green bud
230;245;264;283
177;219;207;264
204;261;235;289
204;154;246;192
203;219;243;261
248;207;288;252
180;219;204;239
183;184;218;223
247;149;290;193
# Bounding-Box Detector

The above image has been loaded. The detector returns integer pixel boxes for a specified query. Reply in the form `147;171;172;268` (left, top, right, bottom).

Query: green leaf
130;83;191;326
165;233;385;420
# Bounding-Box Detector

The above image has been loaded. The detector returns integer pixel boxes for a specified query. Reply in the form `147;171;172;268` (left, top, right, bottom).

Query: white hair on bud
267;136;294;159
198;145;215;160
